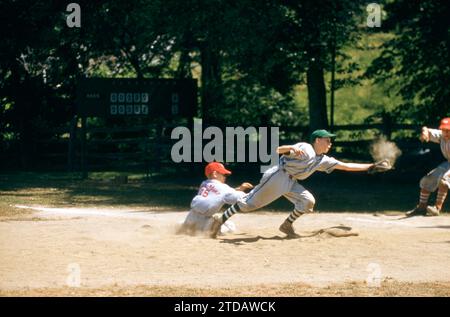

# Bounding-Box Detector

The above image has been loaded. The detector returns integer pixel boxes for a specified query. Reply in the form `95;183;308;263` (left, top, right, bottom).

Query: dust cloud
370;135;402;165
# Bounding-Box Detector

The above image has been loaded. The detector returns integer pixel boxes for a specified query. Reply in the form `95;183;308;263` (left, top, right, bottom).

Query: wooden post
80;116;88;179
330;37;336;132
68;115;77;172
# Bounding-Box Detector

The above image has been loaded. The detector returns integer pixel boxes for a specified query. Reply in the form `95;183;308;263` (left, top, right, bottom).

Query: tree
0;1;178;167
0;0;369;169
223;0;365;130
0;1;66;168
366;0;450;123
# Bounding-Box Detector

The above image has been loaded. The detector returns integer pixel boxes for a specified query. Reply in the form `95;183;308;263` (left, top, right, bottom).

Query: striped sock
286;210;303;224
436;189;448;210
222;204;241;223
419;190;430;206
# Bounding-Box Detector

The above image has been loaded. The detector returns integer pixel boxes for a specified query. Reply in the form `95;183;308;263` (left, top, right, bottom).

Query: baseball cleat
426;205;440;216
209;214;223;239
279;221;300;239
405;206;427;217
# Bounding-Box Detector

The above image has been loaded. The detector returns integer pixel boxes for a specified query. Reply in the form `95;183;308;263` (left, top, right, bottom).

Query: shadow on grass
0;172;197;211
0;170;440;213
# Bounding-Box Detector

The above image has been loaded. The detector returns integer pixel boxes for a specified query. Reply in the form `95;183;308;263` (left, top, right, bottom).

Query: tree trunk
199;42;222;125
177;33;194;79
307;61;329;132
176;48;192;79
11;62;35;169
130;54;143;79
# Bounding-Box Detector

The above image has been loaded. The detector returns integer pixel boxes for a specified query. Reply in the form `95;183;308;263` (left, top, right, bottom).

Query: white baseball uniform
182;179;245;233
234;142;342;214
420;129;450;191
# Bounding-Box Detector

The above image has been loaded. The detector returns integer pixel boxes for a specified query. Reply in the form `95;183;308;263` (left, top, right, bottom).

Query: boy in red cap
177;162;253;235
407;118;450;216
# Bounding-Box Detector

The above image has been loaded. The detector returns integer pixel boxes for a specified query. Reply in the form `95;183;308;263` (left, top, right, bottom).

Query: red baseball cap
439;117;450;130
204;162;232;177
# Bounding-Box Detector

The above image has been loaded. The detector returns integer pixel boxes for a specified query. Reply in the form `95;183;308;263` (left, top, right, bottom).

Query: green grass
0;172;196;217
1;170;444;217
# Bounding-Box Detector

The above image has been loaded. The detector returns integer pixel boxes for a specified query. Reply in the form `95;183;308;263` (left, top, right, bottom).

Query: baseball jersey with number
429;129;450;161
190;179;246;216
280;142;342;180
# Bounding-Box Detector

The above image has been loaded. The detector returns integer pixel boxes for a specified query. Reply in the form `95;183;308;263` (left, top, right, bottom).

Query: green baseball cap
310;129;336;143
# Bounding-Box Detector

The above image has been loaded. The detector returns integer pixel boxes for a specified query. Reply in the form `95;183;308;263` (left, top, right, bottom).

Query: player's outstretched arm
335;162;374;172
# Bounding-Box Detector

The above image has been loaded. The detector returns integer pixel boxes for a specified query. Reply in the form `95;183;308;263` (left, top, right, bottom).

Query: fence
0;119;425;174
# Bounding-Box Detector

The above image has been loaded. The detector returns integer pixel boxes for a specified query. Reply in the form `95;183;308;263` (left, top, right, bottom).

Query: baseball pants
236;165;315;214
420;161;450;192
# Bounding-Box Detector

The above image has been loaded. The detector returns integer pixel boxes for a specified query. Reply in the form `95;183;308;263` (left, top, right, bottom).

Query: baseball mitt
368;159;392;174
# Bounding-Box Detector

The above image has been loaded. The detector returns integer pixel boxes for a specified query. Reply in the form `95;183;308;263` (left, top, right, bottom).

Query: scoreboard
76;78;197;118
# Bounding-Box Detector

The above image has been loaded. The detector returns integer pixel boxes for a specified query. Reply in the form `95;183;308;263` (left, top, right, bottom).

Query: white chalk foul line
13;205;168;220
345;216;416;227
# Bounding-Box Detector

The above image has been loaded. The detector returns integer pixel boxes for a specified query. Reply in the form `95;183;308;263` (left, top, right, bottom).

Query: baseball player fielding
1;128;449;296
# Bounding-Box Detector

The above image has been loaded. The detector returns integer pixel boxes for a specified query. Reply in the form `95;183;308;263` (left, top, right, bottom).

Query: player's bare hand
291;147;304;156
237;182;253;192
420;126;430;142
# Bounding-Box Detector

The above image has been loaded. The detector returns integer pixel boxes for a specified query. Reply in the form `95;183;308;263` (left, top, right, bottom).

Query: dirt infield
1;205;450;296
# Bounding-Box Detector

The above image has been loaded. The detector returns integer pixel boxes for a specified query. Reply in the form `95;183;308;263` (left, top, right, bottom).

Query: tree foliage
366;0;450;123
2;0;440;168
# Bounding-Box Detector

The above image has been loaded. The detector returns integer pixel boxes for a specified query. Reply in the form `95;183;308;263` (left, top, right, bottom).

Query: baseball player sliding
210;129;386;239
406;117;450;217
177;162;253;235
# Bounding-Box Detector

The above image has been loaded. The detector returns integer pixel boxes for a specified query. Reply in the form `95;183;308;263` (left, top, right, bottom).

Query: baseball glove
368;159;392;174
